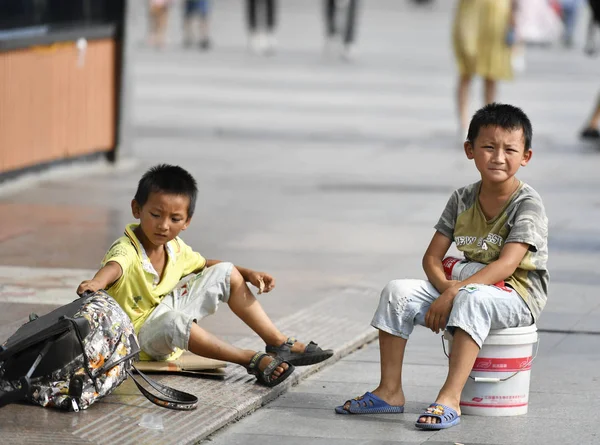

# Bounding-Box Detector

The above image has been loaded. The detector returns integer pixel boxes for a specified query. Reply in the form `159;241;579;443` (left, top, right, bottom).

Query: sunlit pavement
1;1;599;444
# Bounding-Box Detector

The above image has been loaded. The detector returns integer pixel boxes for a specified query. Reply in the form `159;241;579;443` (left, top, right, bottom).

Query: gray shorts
138;262;233;360
371;279;533;348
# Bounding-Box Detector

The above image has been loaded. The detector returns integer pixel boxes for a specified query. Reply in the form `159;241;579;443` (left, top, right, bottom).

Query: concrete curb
197;328;378;444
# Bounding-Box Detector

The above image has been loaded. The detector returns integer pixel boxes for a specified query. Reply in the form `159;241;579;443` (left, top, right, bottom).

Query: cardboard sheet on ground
134;352;227;379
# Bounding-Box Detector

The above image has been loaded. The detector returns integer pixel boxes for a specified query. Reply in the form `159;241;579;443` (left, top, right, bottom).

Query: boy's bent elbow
494;258;520;281
422;254;441;276
95;261;123;288
422;254;434;271
497;242;530;277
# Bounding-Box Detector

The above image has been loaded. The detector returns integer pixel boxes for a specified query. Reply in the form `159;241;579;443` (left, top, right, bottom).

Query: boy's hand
247;271;275;294
77;280;103;296
425;286;460;333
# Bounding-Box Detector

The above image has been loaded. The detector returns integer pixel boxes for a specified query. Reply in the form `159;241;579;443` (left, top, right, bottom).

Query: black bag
0;290;198;411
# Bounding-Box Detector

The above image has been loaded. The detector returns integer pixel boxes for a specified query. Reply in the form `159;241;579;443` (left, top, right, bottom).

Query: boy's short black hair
467;103;533;151
134;164;198;218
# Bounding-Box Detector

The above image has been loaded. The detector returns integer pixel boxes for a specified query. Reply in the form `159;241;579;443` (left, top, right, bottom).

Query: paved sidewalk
1;1;600;444
205;328;600;445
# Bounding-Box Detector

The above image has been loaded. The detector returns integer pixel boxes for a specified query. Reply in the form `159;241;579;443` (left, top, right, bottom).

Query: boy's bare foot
371;387;405;408
417;395;461;424
289;340;306;353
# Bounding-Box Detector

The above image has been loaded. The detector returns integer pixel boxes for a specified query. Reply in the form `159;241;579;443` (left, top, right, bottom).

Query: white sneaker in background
264;33;277;55
248;32;257;52
323;36;338;57
511;46;526;73
341;44;355;61
249;32;266;55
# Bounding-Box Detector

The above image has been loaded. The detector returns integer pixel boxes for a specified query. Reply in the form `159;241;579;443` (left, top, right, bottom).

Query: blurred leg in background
148;0;171;49
247;0;277;55
559;0;582;47
324;0;337;54
453;0;513;139
457;74;473;140
183;0;212;50
265;0;277;54
342;0;358;59
585;0;600;54
323;0;359;59
247;0;260;52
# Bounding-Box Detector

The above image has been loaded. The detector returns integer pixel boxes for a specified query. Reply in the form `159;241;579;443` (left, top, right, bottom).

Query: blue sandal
415;403;461;430
335;392;405;414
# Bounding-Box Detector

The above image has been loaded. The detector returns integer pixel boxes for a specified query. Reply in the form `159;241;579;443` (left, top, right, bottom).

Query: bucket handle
441;334;540;383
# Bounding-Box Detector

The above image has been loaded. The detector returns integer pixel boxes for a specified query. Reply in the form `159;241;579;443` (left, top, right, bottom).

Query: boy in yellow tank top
78;164;332;387
336;103;548;429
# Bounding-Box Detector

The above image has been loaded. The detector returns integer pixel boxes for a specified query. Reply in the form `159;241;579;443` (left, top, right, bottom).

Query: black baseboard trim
0;151;113;186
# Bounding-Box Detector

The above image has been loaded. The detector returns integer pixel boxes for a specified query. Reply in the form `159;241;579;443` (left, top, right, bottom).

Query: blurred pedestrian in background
453;0;515;139
147;0;174;49
183;0;212;50
511;0;563;72
323;0;360;60
580;2;600;141
580;94;600;140
585;0;600;54
246;0;278;55
515;0;563;46
558;0;583;47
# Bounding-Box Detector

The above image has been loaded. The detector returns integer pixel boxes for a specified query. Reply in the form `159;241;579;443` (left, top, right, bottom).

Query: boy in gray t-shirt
335;103;548;430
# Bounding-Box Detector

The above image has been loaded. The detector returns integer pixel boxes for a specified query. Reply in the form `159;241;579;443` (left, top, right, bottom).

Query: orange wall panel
0;39;116;175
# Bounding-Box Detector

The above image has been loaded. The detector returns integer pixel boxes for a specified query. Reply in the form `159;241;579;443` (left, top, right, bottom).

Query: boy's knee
210;261;234;273
139;311;191;359
220;262;242;286
372;279;423;338
379;279;418;316
206;262;237;287
381;279;411;301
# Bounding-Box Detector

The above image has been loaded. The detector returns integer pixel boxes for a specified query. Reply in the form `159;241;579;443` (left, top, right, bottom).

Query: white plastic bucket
443;325;538;416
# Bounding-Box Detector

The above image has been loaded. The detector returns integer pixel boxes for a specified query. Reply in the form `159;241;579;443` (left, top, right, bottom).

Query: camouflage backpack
0;290;197;411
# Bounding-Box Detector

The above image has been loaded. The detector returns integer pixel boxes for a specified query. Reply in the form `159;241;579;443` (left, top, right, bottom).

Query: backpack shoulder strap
127;365;198;410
